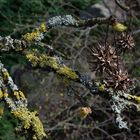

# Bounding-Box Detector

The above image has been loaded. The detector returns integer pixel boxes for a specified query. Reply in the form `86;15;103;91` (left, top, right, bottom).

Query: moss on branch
0;62;47;140
26;50;79;80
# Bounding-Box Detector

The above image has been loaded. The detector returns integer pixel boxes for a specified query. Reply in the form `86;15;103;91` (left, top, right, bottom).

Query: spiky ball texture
116;33;135;52
88;44;118;75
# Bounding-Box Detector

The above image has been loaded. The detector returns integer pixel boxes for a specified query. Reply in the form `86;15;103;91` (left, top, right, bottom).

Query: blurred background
0;0;140;139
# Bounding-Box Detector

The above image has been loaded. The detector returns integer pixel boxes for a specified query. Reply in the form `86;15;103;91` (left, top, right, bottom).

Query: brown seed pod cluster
116;33;135;52
107;70;130;91
88;35;134;91
88;44;118;74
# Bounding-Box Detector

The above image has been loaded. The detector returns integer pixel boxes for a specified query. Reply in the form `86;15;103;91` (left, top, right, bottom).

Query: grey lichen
111;92;128;129
47;15;78;28
0;36;26;52
116;114;128;129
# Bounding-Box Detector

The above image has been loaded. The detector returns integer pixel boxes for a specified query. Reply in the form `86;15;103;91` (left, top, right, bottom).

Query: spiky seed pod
116;33;135;52
107;70;129;91
114;70;130;90
88;44;118;74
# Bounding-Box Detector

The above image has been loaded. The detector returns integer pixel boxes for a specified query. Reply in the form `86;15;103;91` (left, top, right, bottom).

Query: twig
114;0;130;11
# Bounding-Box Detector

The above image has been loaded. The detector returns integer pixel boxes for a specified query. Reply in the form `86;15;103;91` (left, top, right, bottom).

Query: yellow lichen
11;107;46;140
3;92;8;98
0;107;4;117
14;91;20;100
128;95;140;104
23;22;47;42
0;62;46;140
135;96;140;103
39;55;59;69
98;83;106;92
13;91;26;100
25;51;78;80
23;30;40;42
0;90;3;98
26;52;39;67
19;91;26;99
112;22;127;32
57;66;78;80
39;23;47;32
46;57;59;69
2;71;10;80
